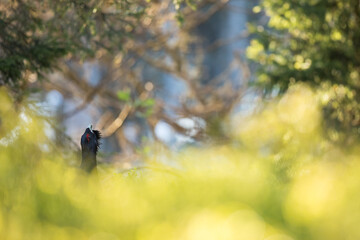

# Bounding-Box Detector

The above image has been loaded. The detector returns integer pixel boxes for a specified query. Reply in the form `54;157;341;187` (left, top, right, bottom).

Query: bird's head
81;124;101;154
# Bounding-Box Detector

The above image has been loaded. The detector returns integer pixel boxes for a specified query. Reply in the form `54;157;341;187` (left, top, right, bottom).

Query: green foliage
117;90;131;102
0;0;198;95
0;0;147;94
0;2;68;91
135;98;155;108
116;89;155;117
173;0;198;25
135;98;155;117
248;0;360;141
318;83;360;142
2;85;360;239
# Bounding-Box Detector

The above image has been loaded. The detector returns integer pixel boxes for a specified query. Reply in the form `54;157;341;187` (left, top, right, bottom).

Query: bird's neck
81;150;97;173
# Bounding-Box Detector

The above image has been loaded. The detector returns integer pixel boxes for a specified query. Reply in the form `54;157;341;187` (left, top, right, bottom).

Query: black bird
80;124;101;173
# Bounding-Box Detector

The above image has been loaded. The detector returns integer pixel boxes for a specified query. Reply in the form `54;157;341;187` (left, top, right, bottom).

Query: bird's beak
88;124;93;133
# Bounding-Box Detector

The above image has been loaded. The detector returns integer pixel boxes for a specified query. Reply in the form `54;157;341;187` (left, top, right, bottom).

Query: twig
207;30;249;52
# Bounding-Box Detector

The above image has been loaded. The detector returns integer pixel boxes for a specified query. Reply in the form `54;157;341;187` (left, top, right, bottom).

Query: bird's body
80;125;101;173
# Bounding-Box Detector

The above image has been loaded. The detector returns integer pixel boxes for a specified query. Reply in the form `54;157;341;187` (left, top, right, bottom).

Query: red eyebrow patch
86;133;90;141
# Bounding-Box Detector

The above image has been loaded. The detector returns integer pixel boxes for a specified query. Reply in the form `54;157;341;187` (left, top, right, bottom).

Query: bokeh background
1;0;360;239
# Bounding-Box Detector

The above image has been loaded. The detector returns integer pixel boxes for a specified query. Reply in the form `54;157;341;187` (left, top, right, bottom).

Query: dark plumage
80;125;101;173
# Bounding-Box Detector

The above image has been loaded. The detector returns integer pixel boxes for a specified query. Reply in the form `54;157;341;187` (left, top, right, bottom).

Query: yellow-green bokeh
1;85;360;239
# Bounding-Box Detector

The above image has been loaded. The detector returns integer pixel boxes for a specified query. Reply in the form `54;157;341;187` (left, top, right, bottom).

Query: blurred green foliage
2;85;360;239
117;90;132;102
0;0;194;96
248;0;360;142
0;0;143;94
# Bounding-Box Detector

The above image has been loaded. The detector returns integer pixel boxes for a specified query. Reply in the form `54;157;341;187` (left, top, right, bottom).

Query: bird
80;124;101;173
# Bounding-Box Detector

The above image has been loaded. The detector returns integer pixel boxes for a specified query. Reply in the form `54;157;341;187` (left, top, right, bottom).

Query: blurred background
2;0;360;239
1;0;263;168
2;0;360;160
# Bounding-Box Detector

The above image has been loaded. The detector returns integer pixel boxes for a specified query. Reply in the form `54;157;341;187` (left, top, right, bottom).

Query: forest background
1;0;360;240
